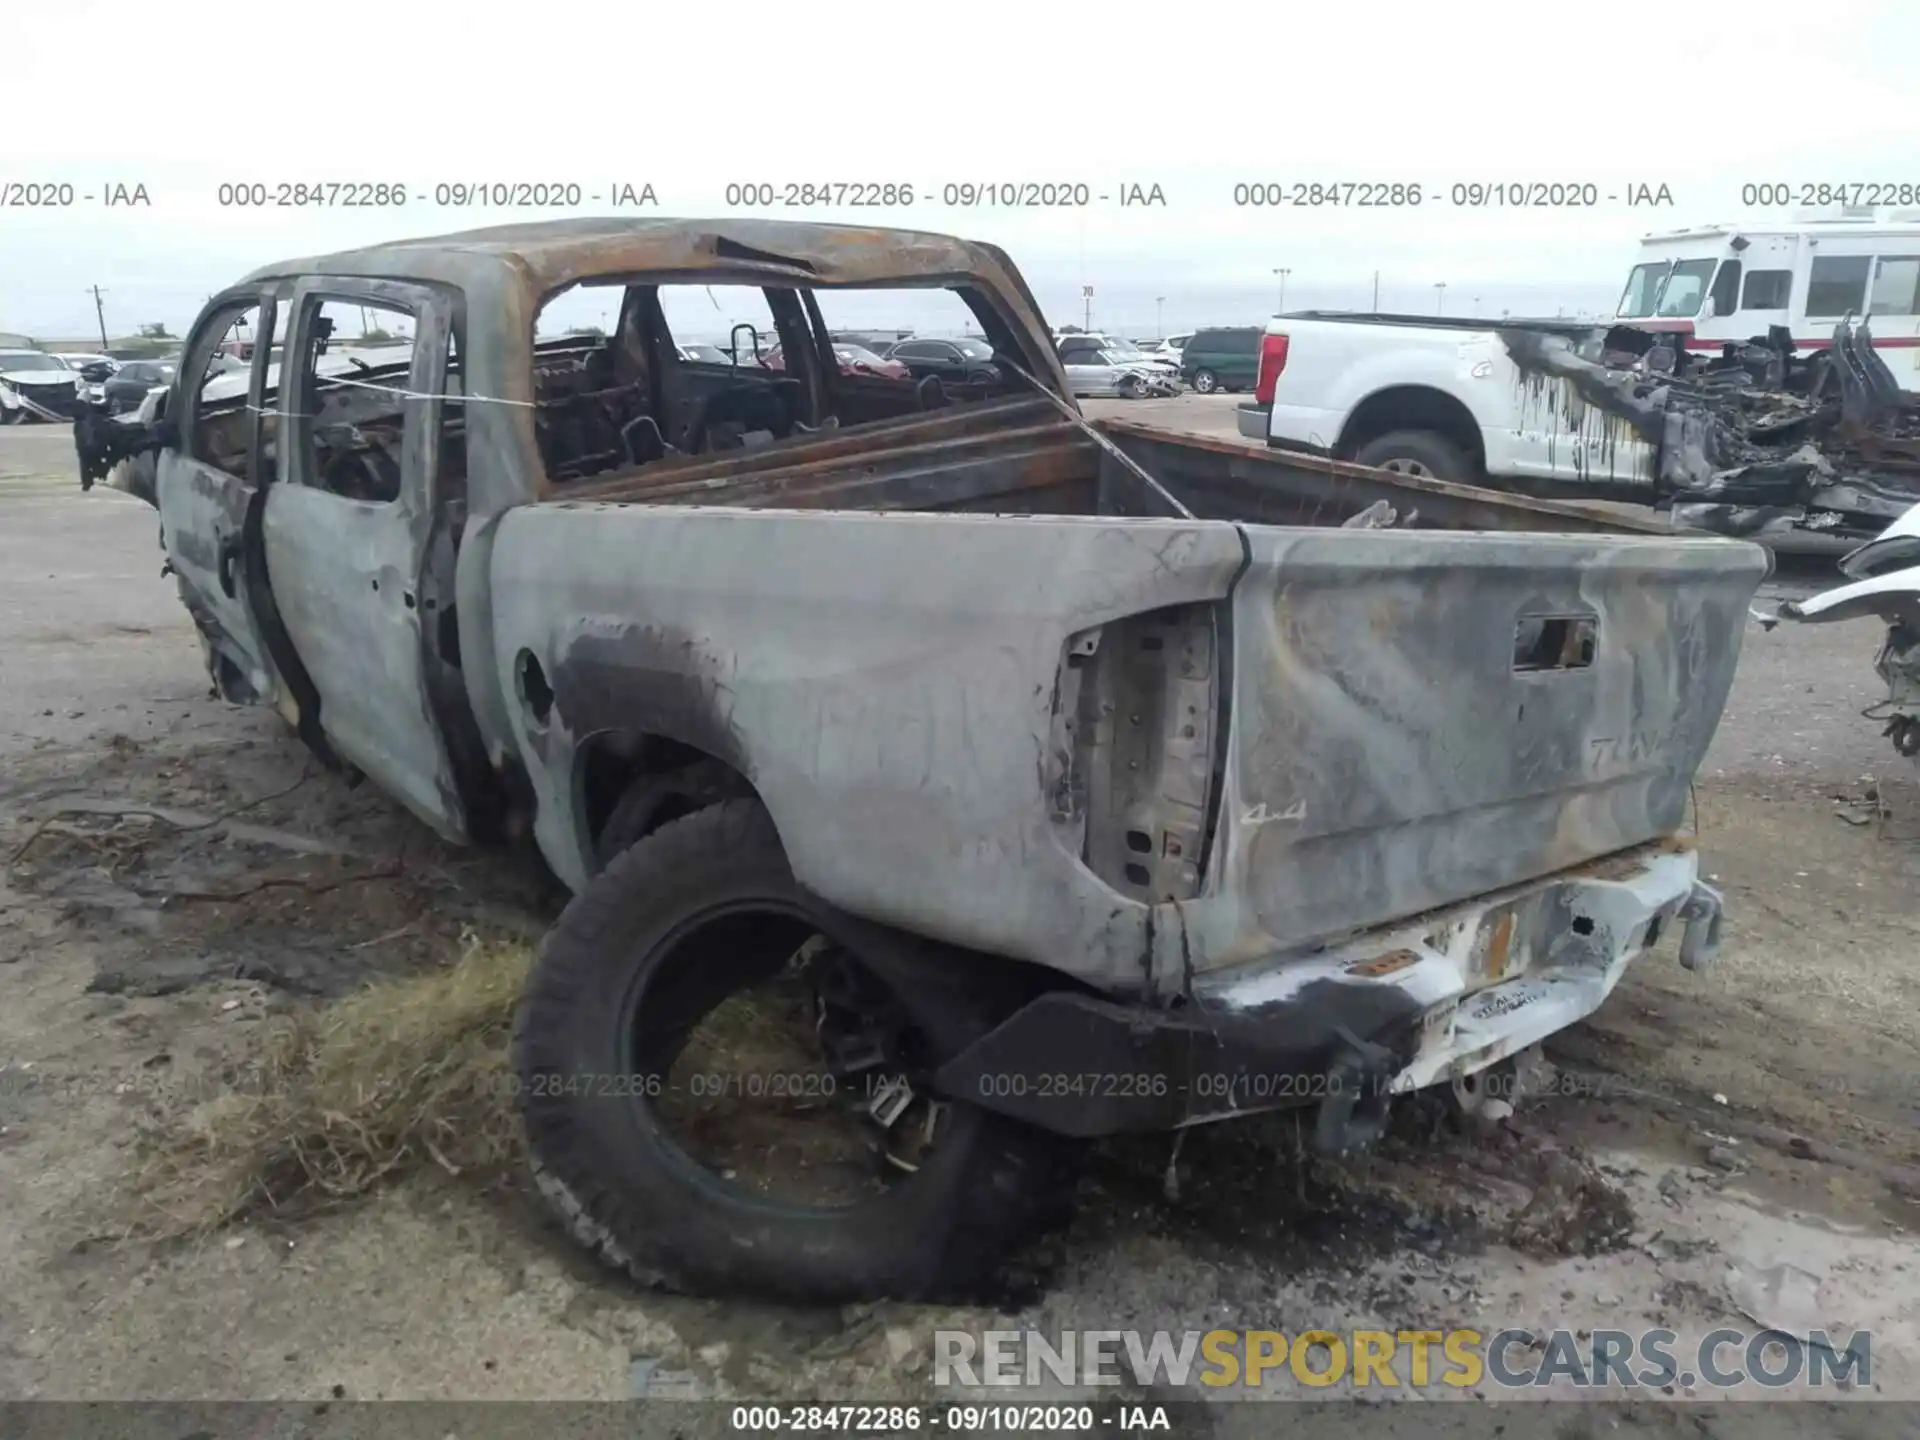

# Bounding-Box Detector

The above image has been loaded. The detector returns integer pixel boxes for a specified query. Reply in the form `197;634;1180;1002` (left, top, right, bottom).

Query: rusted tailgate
1194;526;1767;963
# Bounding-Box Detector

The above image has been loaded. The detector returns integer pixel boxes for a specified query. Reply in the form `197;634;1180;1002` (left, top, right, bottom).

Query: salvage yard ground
0;400;1917;1431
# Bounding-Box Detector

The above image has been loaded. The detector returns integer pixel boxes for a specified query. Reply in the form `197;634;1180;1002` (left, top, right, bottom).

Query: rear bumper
934;838;1718;1140
1235;401;1271;440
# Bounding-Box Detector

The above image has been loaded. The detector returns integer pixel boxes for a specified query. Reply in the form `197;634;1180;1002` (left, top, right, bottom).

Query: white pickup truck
1234;312;1658;493
1234;309;1920;550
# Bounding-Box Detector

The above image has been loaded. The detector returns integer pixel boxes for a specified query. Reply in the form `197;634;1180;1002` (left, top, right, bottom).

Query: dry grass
128;934;535;1234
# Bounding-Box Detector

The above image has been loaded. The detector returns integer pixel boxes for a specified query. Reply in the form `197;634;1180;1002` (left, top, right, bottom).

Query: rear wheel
1190;368;1220;394
515;799;1077;1303
1351;429;1473;482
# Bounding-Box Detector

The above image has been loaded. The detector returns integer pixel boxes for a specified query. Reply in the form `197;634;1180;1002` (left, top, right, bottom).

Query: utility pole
1082;284;1093;332
1272;267;1290;312
1371;272;1380;311
87;285;109;349
1155;296;1165;339
1434;281;1447;315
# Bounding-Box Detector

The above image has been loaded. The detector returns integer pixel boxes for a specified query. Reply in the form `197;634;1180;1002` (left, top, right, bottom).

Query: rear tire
593;759;746;869
515;799;1078;1303
1191;368;1220;394
1351;429;1473;482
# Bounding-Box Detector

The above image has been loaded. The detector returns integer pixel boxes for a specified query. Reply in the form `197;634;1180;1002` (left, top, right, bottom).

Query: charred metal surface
1095;419;1675;534
938;835;1705;1136
73;405;170;494
154;453;277;706
1174;527;1767;971
123;217;1762;1046
1063;604;1220;904
487;503;1248;978
241;219;1076;520
933;978;1425;1137
1500;319;1920;544
563;396;1062;500
573;421;1097;512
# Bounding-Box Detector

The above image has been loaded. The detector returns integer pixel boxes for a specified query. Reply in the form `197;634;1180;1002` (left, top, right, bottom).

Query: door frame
258;276;471;840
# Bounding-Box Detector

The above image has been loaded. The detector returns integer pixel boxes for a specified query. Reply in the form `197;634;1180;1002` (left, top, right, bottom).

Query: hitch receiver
1678;881;1726;973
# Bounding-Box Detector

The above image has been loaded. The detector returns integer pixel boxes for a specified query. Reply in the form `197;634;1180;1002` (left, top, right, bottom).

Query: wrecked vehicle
1503;316;1920;550
1239;306;1920;550
0;349;84;423
1776;501;1920;760
75;218;1766;1302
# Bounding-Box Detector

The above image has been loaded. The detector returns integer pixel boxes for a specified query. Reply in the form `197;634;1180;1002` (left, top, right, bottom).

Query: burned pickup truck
76;218;1765;1301
1503;317;1920;548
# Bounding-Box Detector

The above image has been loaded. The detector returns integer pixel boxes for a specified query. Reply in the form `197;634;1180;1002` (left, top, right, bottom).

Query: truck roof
1278;310;1599;337
240;217;1030;299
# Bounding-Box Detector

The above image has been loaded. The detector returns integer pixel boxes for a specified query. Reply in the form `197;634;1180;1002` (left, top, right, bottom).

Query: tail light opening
1253;333;1290;405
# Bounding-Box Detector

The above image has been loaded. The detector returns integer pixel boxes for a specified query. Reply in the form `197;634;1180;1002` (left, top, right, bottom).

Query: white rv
1614;213;1920;390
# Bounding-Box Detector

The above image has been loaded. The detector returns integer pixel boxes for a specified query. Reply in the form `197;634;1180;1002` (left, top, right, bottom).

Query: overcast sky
5;0;1916;340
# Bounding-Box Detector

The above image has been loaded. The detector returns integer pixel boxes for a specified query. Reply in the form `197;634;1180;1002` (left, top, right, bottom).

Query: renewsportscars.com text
935;1327;1872;1392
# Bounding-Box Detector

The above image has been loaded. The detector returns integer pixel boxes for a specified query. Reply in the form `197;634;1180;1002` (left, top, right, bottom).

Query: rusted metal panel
1095;419;1679;534
560;396;1062;500
236;219;1075;520
1170;528;1768;972
486;504;1250;985
570;423;1096;512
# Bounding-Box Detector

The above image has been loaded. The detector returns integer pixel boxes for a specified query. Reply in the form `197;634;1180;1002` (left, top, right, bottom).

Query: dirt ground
1;404;1916;1429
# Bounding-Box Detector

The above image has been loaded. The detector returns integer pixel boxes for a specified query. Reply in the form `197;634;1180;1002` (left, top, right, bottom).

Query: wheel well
577;731;754;854
1336;385;1485;467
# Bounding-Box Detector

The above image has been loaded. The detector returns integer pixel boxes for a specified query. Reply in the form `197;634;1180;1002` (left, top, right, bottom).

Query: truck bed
497;399;1763;991
542;395;1675;534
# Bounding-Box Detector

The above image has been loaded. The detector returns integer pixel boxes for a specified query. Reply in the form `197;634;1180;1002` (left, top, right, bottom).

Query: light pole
1434;282;1447;315
1082;284;1093;332
1472;295;1481;317
1272;267;1291;313
1371;271;1380;310
1155;296;1165;339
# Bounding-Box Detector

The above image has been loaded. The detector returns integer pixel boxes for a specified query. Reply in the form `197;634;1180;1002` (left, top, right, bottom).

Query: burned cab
79;219;1767;1305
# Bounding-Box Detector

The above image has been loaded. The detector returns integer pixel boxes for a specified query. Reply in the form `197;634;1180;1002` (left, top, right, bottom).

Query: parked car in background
726;331;778;365
884;335;1000;385
1059;332;1180;382
1180;326;1263;394
61;353;118;381
833;343;911;380
1056;333;1181;396
832;330;914;355
1055;336;1179;398
0;350;83;422
1138;334;1189;367
676;343;734;365
759;343;912;381
99;358;178;414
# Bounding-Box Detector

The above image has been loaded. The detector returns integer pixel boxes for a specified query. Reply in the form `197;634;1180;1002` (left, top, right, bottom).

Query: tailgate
1204;526;1766;960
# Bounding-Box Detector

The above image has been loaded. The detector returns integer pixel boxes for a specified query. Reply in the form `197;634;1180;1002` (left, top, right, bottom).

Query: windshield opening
1654;258;1717;318
1617;262;1671;318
